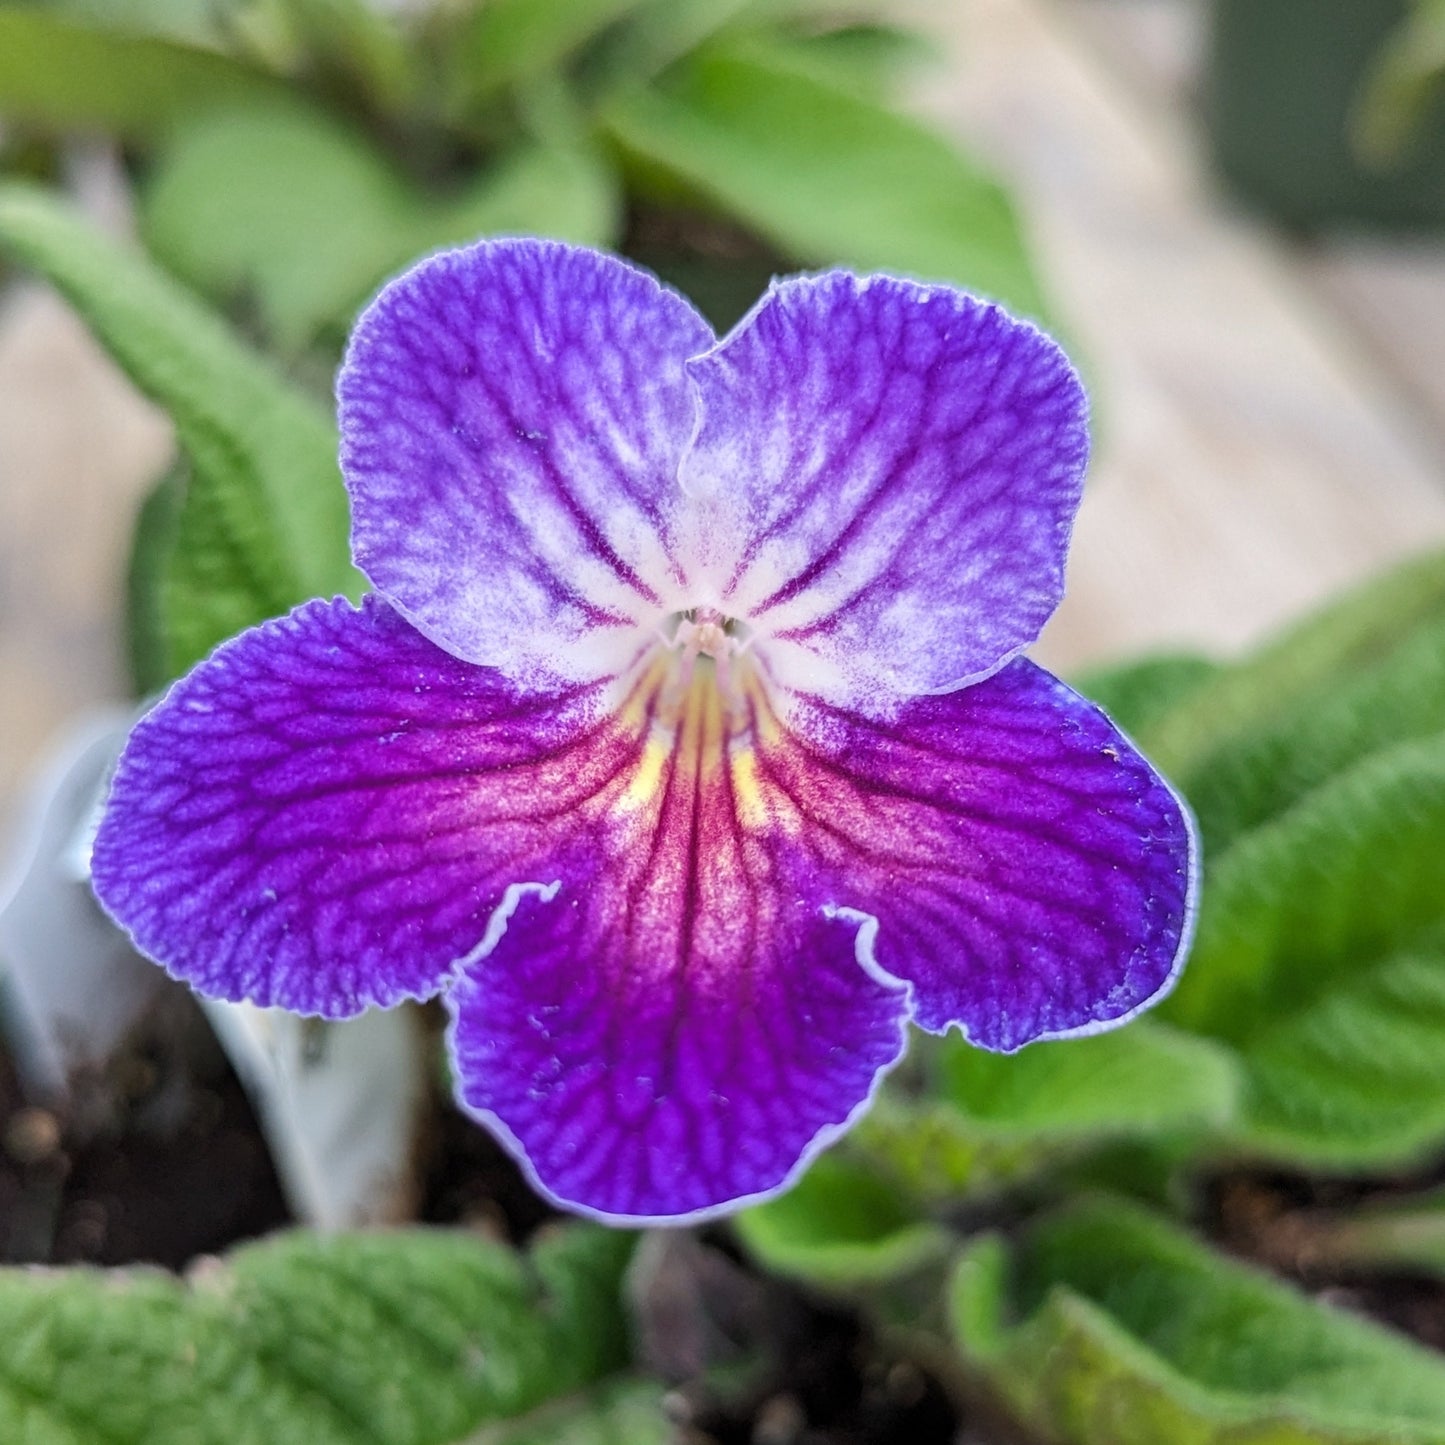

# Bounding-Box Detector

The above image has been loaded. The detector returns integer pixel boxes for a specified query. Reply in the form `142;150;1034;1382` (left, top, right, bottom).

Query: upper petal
339;239;715;685
677;273;1087;711
90;595;635;1016
742;658;1197;1050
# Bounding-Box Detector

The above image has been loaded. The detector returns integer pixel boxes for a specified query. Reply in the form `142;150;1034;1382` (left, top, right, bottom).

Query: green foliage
952;1198;1445;1445
0;6;289;138
0;183;358;681
1073;653;1220;740
465;1380;671;1444
734;1150;951;1287
1139;545;1445;783
851;1022;1239;1203
143;105;616;347
601;38;1046;317
0;1225;639;1445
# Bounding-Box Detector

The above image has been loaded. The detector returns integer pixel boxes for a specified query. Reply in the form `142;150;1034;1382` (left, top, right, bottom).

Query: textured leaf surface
0;1225;635;1445
1141;546;1445;782
1163;731;1445;1165
0;183;359;679
144;106;616;347
0;7;288;137
734;1151;950;1287
601;39;1045;317
952;1199;1445;1445
465;1380;671;1443
853;1022;1239;1203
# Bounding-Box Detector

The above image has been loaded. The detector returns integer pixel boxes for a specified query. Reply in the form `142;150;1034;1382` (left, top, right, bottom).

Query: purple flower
91;240;1197;1224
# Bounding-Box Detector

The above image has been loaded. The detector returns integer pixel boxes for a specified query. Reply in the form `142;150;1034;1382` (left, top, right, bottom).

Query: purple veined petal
339;239;716;687
742;658;1197;1051
677;273;1087;712
446;665;911;1224
91;595;649;1017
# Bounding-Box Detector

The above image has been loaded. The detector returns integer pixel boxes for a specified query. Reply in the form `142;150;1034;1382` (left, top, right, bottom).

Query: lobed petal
679;273;1087;711
91;596;637;1016
339;239;715;686
445;656;910;1222
743;659;1197;1050
448;872;908;1224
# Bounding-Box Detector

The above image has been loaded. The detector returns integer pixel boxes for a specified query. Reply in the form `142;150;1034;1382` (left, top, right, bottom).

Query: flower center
662;607;754;713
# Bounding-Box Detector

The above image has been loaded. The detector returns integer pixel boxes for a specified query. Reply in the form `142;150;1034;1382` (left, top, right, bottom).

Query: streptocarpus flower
91;240;1197;1224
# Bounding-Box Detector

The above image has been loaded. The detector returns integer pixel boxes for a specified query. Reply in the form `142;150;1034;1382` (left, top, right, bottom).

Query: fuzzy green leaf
144;105;617;348
0;7;290;138
952;1198;1445;1445
1140;546;1445;782
601;39;1045;318
1164;733;1445;1165
0;182;359;677
0;1225;636;1445
464;1379;671;1444
853;1022;1239;1203
733;1151;950;1287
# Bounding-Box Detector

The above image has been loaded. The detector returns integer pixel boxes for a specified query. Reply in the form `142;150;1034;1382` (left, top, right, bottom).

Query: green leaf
0;183;358;676
0;1224;637;1445
1352;0;1445;167
449;0;643;109
853;1022;1239;1203
601;39;1046;318
270;0;420;116
1072;653;1220;741
0;7;290;139
1140;545;1445;782
465;1380;671;1444
1177;614;1445;855
952;1198;1445;1445
1163;734;1445;1165
143;105;617;348
733;1150;950;1287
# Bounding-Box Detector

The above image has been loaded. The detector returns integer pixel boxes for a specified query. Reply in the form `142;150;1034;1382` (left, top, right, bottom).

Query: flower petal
339;239;715;685
747;659;1197;1050
448;874;908;1224
445;660;911;1224
679;273;1087;710
91;596;635;1016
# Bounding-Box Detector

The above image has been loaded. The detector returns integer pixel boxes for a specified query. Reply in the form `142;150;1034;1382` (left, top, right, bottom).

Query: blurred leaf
952;1198;1445;1445
755;24;934;101
1072;653;1220;740
734;1151;951;1288
271;0;420;115
143;105;617;347
0;7;290;138
465;1380;671;1444
0;1224;636;1445
52;0;230;47
449;0;642;111
1163;733;1445;1166
854;1022;1239;1203
1140;545;1445;782
1312;1190;1445;1278
601;39;1046;318
0;183;358;678
1353;0;1445;168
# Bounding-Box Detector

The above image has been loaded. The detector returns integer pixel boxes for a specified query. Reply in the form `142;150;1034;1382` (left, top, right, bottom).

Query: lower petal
447;867;908;1224
757;659;1198;1051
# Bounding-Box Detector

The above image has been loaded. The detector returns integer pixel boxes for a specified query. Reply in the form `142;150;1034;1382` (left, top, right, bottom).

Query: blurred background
2;0;1444;830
